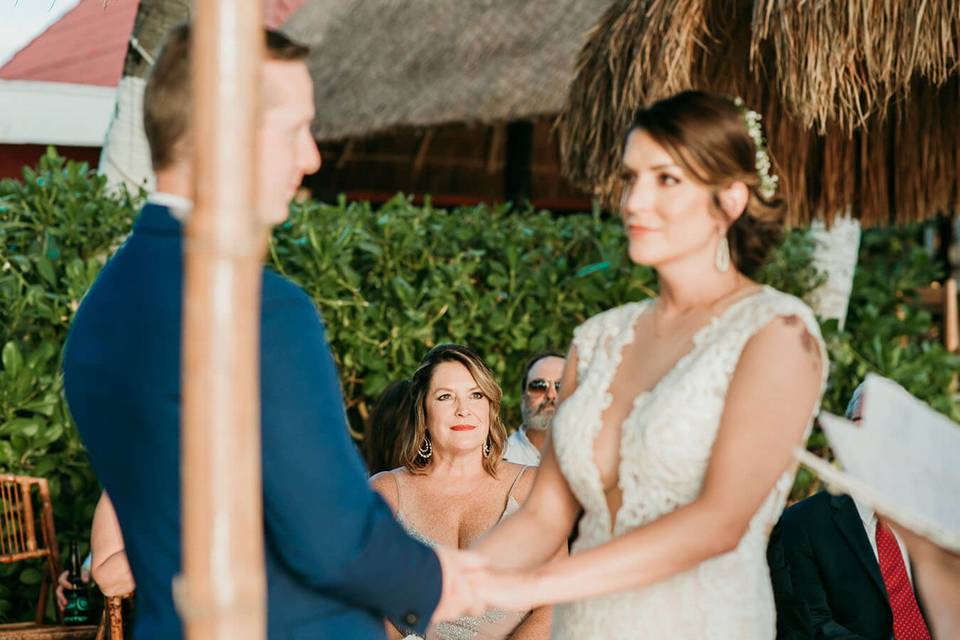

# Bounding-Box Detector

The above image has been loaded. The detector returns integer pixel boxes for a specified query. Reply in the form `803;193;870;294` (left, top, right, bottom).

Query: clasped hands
431;546;538;624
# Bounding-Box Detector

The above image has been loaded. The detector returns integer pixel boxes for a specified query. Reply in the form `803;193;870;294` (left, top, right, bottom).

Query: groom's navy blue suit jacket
63;203;442;640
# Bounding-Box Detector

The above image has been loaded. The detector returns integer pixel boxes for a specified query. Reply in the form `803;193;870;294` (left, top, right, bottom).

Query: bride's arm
483;316;824;609
472;347;582;570
493;470;567;639
474;441;579;570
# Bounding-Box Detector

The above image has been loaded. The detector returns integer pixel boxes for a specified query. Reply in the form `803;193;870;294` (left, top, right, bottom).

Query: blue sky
0;0;80;68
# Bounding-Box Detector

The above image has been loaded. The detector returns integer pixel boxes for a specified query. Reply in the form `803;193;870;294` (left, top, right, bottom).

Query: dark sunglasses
526;379;561;394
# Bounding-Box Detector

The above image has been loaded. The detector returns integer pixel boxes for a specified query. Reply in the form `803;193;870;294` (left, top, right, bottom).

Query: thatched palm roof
558;0;960;226
283;0;615;142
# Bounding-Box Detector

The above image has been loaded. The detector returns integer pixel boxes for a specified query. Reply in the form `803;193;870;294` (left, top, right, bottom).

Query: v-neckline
608;285;767;417
595;285;769;535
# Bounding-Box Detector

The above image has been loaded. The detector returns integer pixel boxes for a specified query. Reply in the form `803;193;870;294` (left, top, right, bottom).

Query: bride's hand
433;547;491;622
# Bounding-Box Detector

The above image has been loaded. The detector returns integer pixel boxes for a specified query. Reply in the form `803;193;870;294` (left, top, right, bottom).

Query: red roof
0;0;307;87
0;0;140;87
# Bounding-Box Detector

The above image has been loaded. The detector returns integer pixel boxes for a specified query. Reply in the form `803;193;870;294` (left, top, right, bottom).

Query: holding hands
433;546;543;623
432;547;493;622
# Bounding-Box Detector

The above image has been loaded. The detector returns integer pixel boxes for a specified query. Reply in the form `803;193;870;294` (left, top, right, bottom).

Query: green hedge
0;149;957;620
0;151;138;620
270;195;657;433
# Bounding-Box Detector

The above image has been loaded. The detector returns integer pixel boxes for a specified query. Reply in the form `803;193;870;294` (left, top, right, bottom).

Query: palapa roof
282;0;615;142
558;0;960;226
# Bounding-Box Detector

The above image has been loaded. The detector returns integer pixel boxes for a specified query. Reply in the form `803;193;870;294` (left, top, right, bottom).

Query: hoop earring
483;437;491;458
417;436;432;460
715;233;730;273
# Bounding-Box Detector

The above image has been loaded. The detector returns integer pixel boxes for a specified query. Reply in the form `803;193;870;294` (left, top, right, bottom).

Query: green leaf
19;569;41;586
3;418;41;438
2;342;23;376
10;255;31;273
35;256;56;286
23;395;58;417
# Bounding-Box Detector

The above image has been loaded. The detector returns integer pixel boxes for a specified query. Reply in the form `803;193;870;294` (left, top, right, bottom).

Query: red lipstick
627;224;657;237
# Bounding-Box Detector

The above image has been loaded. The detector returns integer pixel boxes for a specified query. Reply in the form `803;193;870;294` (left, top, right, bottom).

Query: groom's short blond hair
143;23;310;170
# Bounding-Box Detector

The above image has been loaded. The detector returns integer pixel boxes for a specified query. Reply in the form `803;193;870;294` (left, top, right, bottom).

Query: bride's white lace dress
551;286;828;639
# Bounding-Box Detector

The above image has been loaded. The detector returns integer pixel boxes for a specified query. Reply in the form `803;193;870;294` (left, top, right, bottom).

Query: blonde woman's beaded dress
550;286;828;639
393;469;531;640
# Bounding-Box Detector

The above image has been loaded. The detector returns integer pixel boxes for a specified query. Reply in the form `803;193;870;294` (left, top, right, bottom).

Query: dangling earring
715;232;730;273
483;437;491;458
417;435;432;460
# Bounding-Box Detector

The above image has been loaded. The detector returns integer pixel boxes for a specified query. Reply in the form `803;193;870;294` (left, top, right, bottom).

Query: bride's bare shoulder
740;313;824;384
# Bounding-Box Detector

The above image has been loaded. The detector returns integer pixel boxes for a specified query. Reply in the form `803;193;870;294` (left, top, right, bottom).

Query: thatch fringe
558;0;712;195
560;0;959;226
765;103;812;226
818;127;859;226
751;0;960;133
891;75;960;224
858;115;890;228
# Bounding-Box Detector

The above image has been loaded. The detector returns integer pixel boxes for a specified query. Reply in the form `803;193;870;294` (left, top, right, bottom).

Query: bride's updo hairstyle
628;90;786;277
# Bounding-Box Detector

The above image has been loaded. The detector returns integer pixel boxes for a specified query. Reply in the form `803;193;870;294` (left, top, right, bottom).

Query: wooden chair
919;277;959;352
94;594;132;640
0;474;97;639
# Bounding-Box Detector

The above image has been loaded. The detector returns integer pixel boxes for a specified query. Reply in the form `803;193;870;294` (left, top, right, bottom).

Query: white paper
795;374;960;552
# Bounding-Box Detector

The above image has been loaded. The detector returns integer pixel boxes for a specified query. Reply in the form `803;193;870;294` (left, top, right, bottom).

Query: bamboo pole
945;278;958;353
181;2;266;639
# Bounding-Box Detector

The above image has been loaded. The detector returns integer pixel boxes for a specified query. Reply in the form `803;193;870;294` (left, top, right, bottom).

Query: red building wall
0;145;101;181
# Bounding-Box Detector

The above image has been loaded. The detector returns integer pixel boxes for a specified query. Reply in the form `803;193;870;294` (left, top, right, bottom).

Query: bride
472;90;828;638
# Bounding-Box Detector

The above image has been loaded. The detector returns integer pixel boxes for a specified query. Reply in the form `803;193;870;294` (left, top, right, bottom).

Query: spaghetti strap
506;465;527;502
391;469;403;514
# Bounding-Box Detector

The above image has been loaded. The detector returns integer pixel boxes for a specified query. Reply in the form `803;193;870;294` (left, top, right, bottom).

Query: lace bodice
551;286;828;639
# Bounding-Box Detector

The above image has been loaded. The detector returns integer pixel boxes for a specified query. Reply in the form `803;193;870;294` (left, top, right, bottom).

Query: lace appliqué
556;301;651;542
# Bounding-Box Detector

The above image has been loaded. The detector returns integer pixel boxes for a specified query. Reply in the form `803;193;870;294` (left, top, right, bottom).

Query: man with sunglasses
504;350;566;466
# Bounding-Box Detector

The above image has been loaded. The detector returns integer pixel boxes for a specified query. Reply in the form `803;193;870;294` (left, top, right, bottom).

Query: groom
63;25;481;639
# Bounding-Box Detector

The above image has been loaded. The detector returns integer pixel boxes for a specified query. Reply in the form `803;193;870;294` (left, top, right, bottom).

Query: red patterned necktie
875;521;931;639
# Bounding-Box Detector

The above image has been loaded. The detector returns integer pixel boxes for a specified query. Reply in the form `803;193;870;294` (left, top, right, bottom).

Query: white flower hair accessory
733;97;779;199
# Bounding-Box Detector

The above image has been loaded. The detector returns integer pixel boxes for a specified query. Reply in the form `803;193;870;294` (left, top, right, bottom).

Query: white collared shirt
503;426;542;466
852;497;914;585
147;192;193;221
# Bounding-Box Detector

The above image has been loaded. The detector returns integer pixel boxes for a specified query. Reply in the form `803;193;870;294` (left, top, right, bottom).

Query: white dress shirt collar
852;496;914;584
147;192;193;221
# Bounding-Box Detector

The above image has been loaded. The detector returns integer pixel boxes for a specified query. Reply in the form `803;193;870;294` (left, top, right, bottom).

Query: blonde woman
372;344;559;640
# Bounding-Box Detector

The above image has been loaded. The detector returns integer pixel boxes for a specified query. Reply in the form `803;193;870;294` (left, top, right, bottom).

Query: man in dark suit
769;385;933;639
63;25;480;640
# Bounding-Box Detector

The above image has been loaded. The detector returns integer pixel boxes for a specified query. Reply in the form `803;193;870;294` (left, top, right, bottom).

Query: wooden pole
945;278;958;353
181;1;266;639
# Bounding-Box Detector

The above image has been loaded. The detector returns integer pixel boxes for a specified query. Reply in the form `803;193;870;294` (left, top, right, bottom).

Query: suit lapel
830;495;888;598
